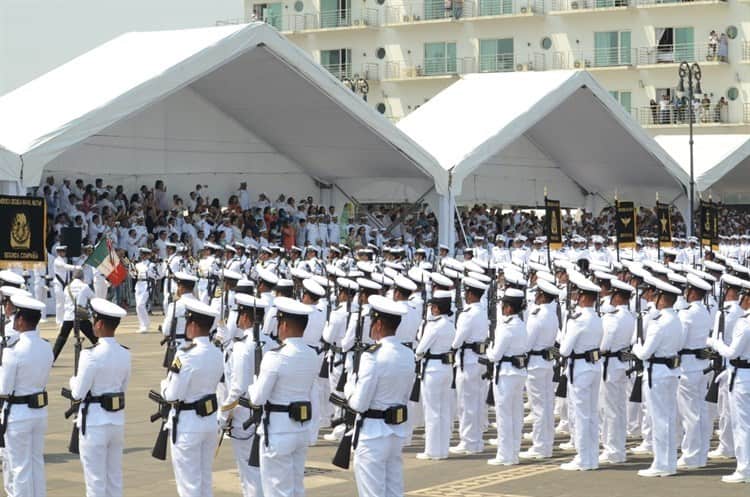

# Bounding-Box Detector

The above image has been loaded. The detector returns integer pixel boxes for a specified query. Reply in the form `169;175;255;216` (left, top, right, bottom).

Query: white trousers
626;372;642;437
526;367;555;457
260;431;308;497
231;436;263;497
493;374;525;463
5;417;47;497
569;370;600;469
455;363;484;452
644;374;678;473
730;376;750;478
79;424;124;497
171;430;216;497
308;377;328;445
354;434;404;497
421;367;452;458
677;370;710;467
600;368;628;461
715;381;734;456
134;281;150;330
54;282;64;324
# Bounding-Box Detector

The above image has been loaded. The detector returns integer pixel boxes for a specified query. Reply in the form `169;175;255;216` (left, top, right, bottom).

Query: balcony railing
384;57;475;79
385;0;542;24
635;43;728;66
743;41;750;62
744;103;750;123
478;53;516;73
322;63;353;80
465;0;545;16
283;9;380;31
636;0;727;6
634;102;732;127
385;2;452;24
550;0;629;11
552;47;632;69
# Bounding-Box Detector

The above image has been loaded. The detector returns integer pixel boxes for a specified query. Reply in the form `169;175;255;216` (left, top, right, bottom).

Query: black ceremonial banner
700;200;717;250
545;198;563;250
656;202;672;248
0;195;47;264
616;201;637;250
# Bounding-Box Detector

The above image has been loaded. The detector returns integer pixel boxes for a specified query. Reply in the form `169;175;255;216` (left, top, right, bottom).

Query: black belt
528;348;555;361
647;356;681;388
353;405;408;449
262;401;312;446
458;342;486;370
679;348;710;359
567;349;600;384
602;348;629;382
493;355;528;383
0;391;48;448
424;351;455;365
81;392;125;436
172;394;218;443
729;358;750;392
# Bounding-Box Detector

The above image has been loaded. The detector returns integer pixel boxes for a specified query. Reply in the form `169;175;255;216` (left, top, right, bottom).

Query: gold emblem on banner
660;216;668;232
551;211;559;234
10;212;31;249
620;217;632;228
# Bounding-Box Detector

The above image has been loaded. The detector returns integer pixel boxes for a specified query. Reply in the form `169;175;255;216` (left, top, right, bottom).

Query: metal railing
550;0;629;10
636;0;726;6
478;53;516;72
322;63;353;80
465;0;544;16
743;41;750;62
384;57;475;79
552;47;632;69
385;2;452;24
744;103;750;123
634;102;731;126
360;63;380;81
635;43;728;65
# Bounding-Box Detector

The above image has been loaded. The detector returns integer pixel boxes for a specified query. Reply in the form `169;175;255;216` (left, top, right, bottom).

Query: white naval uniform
161;295;195;350
394;298;422;445
54;256;76;324
559;306;603;470
0;329;54;497
713;311;750;481
69;338;131;497
677;301;712;468
303;304;327;444
599;305;635;463
220;332;262;497
249;338;318;497
321;302;351;439
633;308;683;474
414;314;454;459
711;300;742;457
134;261;155;332
524;302;558;458
451;302;489;453
162;254;183;315
347;336;414;497
161;337;224;497
488;313;528;464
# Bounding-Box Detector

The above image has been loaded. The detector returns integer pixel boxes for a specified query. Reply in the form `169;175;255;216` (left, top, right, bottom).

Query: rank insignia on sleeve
170;357;182;373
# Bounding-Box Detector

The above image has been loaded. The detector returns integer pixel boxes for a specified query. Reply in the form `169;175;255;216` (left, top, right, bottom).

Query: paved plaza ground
36;316;747;497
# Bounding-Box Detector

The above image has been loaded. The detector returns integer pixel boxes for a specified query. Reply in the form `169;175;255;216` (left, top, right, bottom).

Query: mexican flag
85;238;127;287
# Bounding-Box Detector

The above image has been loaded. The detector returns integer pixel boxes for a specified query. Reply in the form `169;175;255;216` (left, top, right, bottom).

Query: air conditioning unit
528;61;535;70
574;59;582;68
571;1;579;8
520;6;528;13
353;19;361;25
403;14;410;22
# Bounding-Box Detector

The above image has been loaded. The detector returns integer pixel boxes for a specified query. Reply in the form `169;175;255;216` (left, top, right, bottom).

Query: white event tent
655;134;750;204
398;71;690;245
0;23;447;216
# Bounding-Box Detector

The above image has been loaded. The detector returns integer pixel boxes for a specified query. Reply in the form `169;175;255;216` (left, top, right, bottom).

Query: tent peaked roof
655;134;750;194
0;23;446;193
397;70;687;201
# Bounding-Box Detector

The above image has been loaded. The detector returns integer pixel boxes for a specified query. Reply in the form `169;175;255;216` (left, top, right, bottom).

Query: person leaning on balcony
715;97;728;123
719;33;729;62
701;94;712;123
650;99;658;125
708;31;718;61
453;0;463;19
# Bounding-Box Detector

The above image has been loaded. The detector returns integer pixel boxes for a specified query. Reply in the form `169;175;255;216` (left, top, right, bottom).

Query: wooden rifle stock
629;287;645;404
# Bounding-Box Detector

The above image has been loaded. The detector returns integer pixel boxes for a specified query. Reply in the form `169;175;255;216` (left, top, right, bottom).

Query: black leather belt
647;356;681;388
424;351;455;365
81;392;125;435
568;349;600;384
172;393;218;443
602;348;629;382
679;348;710;359
729;358;750;392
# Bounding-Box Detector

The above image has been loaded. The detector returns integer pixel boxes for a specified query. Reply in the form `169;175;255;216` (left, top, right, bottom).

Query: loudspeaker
60;227;82;258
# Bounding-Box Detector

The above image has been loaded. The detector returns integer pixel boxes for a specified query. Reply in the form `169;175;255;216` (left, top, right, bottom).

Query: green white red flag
85;238;127;287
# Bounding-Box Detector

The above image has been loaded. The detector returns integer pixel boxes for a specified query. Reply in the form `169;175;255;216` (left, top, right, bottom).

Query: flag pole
545;186;552;270
656;192;661;262
615;190;620;263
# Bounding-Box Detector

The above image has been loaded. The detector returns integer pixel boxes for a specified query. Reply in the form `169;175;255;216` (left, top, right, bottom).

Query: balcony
551;47;633;70
635;44;729;68
383;57;475;81
742;41;750;62
634;102;741;128
636;0;727;8
384;0;542;25
323;63;381;81
478;53;547;72
548;0;630;14
283;9;380;32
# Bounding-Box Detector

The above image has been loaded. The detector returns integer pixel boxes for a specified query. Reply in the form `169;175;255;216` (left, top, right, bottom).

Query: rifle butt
319;357;330;379
485;384;495;406
152;424;169;461
629;375;643;403
705;375;720;404
162;346;175;370
555;375;568;399
332;434;353;469
409;377;421;403
335;371;348;393
248;434;261;467
68;425;80;455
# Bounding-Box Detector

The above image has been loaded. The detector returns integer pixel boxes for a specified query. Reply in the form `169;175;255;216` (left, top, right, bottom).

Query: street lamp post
677;61;702;237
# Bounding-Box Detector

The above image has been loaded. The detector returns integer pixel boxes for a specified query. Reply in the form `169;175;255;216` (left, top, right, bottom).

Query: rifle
252;285;263;377
554;281;572;399
334;294;354;392
488;266;498;343
409;288;429;402
705;281;725;403
330;392;357;469
628;286;645;403
161;295;179;370
63;307;84;454
148;389;172;460
480;357;495;405
0;298;5;367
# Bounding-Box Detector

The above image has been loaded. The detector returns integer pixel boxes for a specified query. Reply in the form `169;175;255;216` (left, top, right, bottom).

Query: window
424;0;446;20
423;42;457;75
479;39;514;73
609;90;632;114
479;0;512;16
655;27;694;63
320;49;352;79
320;0;351;27
594;31;631;67
253;3;282;30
